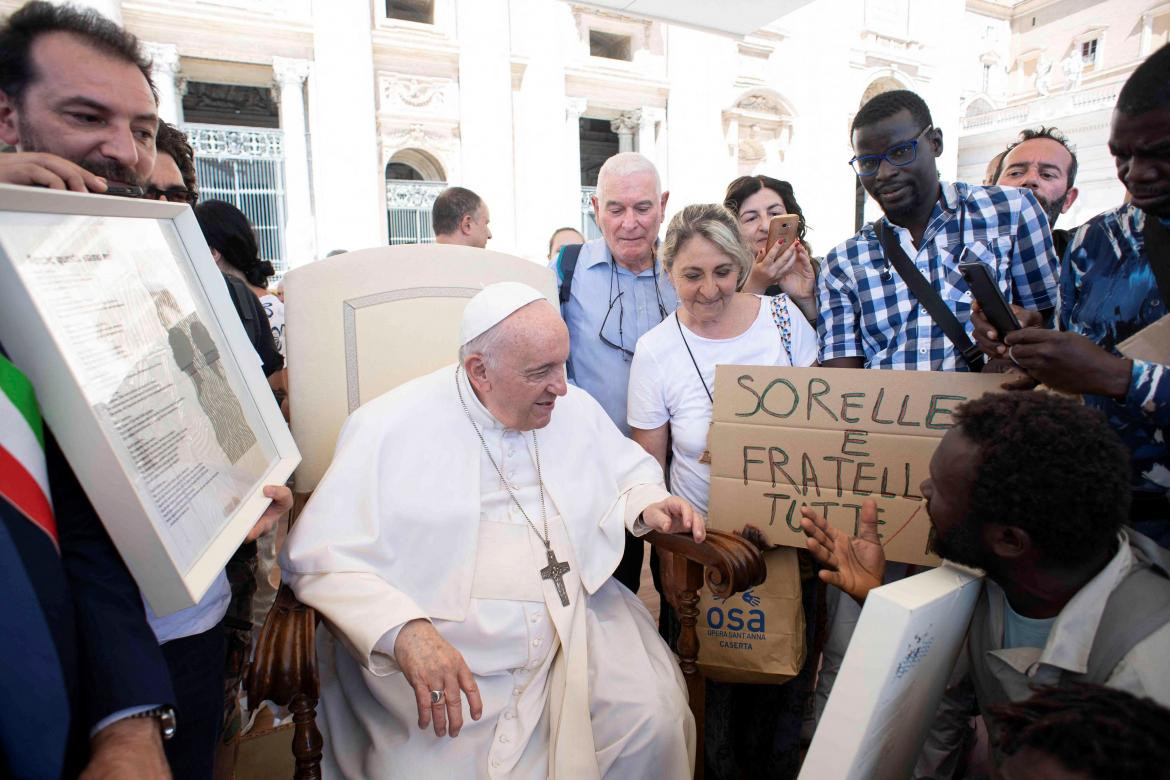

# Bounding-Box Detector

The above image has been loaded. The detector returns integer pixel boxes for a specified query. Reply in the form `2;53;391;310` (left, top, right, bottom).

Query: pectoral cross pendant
540;547;571;607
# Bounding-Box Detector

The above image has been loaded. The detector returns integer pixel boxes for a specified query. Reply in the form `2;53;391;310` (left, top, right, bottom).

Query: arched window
385;149;447;245
386;162;423;181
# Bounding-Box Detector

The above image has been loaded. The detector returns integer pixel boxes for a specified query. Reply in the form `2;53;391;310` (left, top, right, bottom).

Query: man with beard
994;127;1080;257
0;6;290;777
799;392;1170;778
975;44;1170;549
0;3;157;192
818;89;1059;373
0;4;169;778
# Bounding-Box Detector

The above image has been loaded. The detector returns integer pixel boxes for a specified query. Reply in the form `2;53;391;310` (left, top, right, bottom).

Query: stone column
636;107;665;174
725;113;740;170
309;0;384;252
565;97;588;224
75;0;122;23
145;43;182;124
635;109;654;161
273;57;315;270
1140;12;1155;57
456;0;518;251
611;112;639;154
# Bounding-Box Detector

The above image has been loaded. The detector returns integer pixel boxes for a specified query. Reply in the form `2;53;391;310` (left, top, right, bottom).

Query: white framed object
800;563;984;780
0;184;299;616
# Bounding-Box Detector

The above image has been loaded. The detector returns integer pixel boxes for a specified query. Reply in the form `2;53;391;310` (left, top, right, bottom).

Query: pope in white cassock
281;282;700;778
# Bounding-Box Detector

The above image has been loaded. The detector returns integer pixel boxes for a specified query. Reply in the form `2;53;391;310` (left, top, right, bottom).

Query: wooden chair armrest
247;583;319;706
644;528;767;598
246;582;323;779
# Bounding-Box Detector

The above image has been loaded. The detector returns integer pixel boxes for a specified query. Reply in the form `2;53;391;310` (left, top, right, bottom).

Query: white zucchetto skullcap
459;282;546;345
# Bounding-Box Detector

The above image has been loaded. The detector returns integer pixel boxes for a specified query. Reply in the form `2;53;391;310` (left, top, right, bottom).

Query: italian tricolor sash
0;354;57;548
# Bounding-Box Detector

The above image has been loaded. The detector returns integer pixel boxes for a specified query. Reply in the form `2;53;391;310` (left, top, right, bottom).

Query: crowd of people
1;0;1169;778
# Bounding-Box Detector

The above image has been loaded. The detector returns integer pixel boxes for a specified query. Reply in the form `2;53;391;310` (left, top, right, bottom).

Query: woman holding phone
628;204;818;779
724;175;818;321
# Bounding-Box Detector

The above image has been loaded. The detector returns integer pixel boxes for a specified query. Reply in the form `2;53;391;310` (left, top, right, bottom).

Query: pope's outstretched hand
394;619;484;739
642;496;706;543
799;499;886;604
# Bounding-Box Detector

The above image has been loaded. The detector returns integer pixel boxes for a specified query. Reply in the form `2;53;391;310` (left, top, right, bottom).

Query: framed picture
0;185;299;616
800;564;984;780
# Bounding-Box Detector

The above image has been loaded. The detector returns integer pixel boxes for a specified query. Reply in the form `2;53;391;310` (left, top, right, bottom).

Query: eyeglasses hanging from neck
598;256;669;360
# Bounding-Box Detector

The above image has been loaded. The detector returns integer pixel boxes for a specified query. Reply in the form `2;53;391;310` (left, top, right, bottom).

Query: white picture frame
800;563;984;780
0;184;299;616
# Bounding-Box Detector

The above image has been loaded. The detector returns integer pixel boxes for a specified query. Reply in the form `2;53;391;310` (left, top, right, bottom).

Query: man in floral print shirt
975;43;1170;547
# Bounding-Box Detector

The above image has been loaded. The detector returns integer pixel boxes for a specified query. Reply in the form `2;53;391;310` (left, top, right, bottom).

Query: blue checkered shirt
817;181;1059;371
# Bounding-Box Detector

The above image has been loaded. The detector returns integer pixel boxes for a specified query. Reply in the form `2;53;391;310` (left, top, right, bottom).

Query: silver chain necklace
455;366;571;606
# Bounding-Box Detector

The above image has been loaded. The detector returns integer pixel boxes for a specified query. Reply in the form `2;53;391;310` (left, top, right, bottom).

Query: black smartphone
958;261;1020;335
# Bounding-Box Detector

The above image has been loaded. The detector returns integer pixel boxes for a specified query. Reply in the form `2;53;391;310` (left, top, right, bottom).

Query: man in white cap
281;282;700;779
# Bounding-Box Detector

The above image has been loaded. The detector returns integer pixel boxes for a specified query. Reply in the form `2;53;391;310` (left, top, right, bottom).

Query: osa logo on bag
706;589;766;634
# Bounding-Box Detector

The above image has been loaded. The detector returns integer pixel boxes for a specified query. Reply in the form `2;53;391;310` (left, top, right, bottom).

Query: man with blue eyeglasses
551;151;678;593
817;89;1059;373
811;89;1061;733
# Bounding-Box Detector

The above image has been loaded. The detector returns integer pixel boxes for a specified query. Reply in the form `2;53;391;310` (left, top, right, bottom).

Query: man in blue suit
0;0;180;774
0;3;289;777
0;399;177;780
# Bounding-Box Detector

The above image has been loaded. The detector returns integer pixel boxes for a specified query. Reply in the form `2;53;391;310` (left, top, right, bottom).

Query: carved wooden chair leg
246;581;322;780
290;692;323;780
647;529;768;780
674;554;707;780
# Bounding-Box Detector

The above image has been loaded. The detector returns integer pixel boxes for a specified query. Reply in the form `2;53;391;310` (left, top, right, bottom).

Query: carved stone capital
565;96;588;121
144;42;181;76
273;56;312;87
638;106;665;126
610;111;640;135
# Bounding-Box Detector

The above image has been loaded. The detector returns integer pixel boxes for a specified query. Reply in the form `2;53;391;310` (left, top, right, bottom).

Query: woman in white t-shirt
627;202;817;779
628;203;817;514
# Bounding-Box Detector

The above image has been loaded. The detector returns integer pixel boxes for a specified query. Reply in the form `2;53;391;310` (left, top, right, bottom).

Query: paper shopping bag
697;547;806;684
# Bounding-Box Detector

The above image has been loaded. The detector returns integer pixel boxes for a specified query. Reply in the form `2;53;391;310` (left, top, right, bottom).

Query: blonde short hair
660;204;754;290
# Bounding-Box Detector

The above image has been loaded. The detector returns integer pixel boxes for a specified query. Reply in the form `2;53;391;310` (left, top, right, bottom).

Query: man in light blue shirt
551;152;677;591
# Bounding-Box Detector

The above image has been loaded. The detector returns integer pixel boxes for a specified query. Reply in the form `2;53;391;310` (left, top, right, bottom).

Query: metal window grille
386;180;447;245
580;186;602;241
181;123;288;279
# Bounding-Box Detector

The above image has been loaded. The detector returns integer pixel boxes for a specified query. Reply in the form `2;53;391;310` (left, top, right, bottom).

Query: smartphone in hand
766;214;801;257
958;261;1021;335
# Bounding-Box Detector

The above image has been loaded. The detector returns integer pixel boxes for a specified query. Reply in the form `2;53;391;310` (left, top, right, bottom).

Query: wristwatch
128;705;177;741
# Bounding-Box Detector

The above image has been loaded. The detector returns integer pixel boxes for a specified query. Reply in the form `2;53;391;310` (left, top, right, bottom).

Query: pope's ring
430;690;444;705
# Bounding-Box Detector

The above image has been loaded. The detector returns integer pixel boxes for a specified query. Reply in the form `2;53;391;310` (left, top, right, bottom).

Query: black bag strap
1142;216;1170;306
876;216;985;372
556;243;584;306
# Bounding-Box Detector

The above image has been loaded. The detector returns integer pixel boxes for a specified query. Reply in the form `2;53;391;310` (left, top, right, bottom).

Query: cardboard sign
708;366;1005;566
799;563;984;780
1119;313;1170;365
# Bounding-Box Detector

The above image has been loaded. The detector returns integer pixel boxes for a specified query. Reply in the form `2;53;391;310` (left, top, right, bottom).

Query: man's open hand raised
394;619;483;738
799;499;886;604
